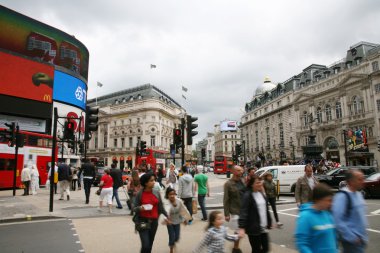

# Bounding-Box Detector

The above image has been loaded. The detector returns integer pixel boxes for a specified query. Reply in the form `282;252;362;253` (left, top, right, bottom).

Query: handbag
132;214;151;231
95;188;102;195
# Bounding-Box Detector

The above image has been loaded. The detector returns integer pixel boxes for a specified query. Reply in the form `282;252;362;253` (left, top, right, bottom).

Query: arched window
316;107;322;123
325;104;332;121
352;96;362;114
335;102;342;119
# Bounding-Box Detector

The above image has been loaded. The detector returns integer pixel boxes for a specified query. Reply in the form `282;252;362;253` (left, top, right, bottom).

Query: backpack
337;190;352;219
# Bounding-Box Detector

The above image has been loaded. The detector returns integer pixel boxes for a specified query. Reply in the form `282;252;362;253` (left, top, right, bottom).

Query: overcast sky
2;0;380;143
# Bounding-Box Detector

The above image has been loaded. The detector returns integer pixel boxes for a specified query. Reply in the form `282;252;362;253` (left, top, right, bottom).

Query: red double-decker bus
214;155;234;174
136;148;167;174
0;129;56;189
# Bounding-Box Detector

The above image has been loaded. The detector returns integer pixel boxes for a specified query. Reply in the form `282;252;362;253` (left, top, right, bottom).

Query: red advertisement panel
0;51;54;103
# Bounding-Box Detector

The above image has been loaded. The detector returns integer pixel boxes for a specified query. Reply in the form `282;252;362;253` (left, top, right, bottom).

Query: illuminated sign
346;128;368;152
0;51;54;103
220;120;238;131
53;70;87;110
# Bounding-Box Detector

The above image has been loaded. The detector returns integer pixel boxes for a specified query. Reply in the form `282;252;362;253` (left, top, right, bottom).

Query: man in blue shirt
332;169;368;253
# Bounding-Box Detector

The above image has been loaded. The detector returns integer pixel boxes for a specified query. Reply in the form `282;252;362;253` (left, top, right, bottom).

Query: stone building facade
86;84;187;168
214;122;241;158
241;41;380;166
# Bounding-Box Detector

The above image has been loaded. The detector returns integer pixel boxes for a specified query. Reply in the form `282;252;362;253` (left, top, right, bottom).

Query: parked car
316;166;378;189
362;172;380;198
93;166;106;186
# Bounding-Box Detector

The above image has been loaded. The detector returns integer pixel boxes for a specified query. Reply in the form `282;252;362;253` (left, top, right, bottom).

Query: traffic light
78;142;85;154
235;144;242;156
201;148;206;159
140;140;147;155
2;122;16;147
16;134;25;148
186;115;198;145
63;121;75;141
173;128;182;146
85;106;99;141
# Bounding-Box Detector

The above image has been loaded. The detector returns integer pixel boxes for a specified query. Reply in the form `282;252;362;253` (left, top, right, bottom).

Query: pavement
0;175;297;252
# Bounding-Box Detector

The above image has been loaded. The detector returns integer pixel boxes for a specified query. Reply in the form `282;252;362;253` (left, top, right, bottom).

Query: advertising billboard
0;51;54;103
0;6;89;80
52;102;85;138
53;70;87;110
0;114;47;133
220;120;238;131
346;127;368;152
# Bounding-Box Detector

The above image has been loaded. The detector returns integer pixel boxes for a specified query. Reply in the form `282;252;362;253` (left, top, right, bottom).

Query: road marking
78;249;85;252
274;211;299;218
73;233;78;236
278;207;298;212
76;241;81;244
367;228;380;234
371;209;380;215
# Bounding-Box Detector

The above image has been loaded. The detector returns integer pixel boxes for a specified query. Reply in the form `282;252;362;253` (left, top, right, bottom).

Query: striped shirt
193;226;238;253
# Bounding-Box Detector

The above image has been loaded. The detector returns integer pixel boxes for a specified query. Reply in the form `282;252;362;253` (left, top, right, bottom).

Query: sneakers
277;222;283;228
188;220;193;225
201;218;208;221
59;198;64;200
116;206;123;209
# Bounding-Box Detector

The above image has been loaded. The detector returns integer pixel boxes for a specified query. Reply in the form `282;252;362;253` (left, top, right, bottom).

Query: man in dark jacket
78;159;96;204
110;163;123;209
58;162;72;201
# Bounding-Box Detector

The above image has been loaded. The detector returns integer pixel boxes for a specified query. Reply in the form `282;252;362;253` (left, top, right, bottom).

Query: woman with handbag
133;173;169;253
98;168;113;213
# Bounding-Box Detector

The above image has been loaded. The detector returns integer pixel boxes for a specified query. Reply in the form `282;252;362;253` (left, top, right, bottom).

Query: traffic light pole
12;124;19;197
49;107;58;212
181;118;185;167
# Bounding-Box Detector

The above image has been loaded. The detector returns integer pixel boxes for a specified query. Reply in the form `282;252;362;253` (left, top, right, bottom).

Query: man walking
110;163;123;209
224;165;245;253
332;169;368;253
178;165;194;224
78;159;96;204
194;167;210;221
295;164;318;207
58;162;71;201
21;165;31;196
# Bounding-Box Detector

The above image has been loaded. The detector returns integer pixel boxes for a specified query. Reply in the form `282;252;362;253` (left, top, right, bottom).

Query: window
279;123;284;147
225;135;227;139
375;84;380;94
94;136;98;149
352;96;363;115
137;118;140;123
302;111;308;126
150;136;156;146
0;158;15;171
372;61;379;72
377;99;380;112
103;133;108;148
137;136;141;144
325;104;332;121
255;130;259;149
336;102;342;119
121;138;125;148
316;107;322;123
266;127;270;148
129;137;133;147
114;139;118;147
129;119;132;124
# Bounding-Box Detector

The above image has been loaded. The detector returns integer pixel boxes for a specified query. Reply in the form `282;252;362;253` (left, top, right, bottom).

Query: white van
255;165;306;194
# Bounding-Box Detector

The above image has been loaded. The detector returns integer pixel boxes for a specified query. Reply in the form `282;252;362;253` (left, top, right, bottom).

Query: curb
0;215;65;224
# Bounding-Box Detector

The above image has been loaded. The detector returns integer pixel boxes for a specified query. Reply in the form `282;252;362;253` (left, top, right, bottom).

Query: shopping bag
192;199;198;214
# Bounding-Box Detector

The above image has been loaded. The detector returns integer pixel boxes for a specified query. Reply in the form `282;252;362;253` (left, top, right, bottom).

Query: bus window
0;158;15;171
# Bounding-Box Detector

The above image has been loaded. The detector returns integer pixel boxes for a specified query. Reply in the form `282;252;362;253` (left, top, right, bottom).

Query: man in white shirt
21;165;31;196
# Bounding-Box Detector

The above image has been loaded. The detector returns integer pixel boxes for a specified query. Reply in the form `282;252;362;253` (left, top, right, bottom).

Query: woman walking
295;184;337;253
238;175;272;253
98;168;113;213
263;173;282;227
165;187;191;253
133;173;169;253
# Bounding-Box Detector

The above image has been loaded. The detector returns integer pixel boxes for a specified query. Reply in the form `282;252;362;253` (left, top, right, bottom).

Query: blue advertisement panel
53;70;87;110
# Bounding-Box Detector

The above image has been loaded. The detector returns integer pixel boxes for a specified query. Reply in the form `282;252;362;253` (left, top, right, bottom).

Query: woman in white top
30;164;40;195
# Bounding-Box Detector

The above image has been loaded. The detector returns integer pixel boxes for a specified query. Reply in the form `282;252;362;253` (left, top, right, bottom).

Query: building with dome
240;41;380;167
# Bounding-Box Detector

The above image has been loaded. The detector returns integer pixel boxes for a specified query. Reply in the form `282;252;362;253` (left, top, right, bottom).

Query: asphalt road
0;219;84;253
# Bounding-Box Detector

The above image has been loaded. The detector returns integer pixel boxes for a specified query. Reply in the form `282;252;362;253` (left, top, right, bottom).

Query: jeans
198;194;207;220
139;219;158;253
267;197;279;222
181;198;193;220
341;240;366;253
167;224;180;246
112;186;122;208
83;178;93;203
248;233;269;253
71;179;77;191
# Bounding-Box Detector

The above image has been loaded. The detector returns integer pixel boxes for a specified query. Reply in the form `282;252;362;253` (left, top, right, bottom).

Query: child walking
165;187;191;253
193;210;239;253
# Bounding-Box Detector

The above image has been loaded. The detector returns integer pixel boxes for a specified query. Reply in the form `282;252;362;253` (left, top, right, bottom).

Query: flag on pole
182;85;188;92
97;81;103;87
150;64;156;69
182;94;187;100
